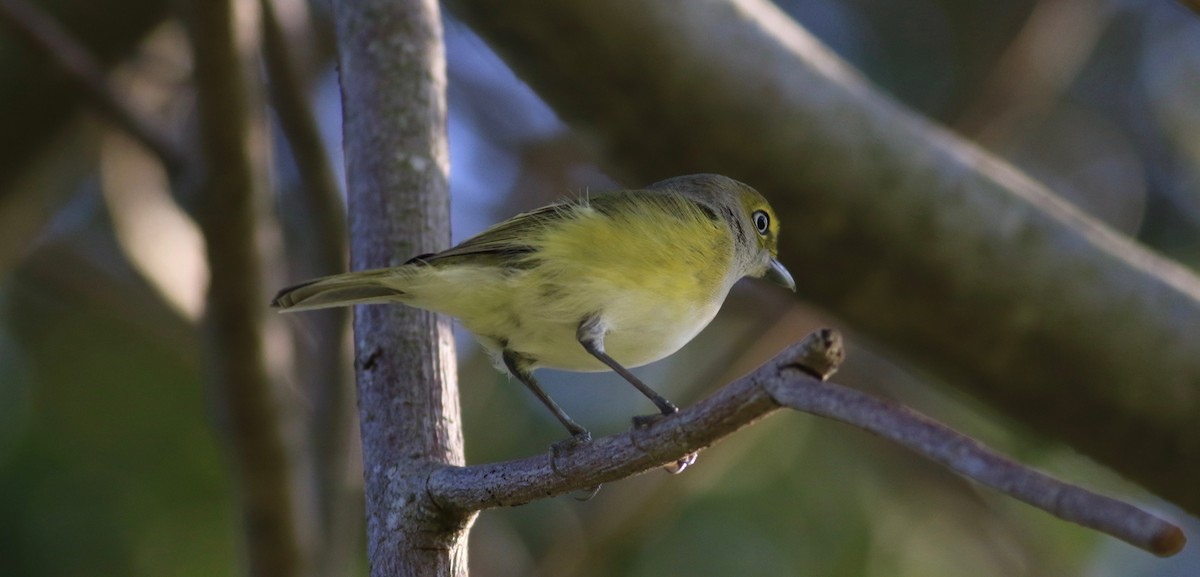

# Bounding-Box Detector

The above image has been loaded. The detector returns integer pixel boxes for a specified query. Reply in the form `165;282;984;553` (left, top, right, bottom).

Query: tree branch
429;330;1185;557
185;1;303;576
766;355;1187;558
331;0;470;575
0;0;186;174
447;0;1200;515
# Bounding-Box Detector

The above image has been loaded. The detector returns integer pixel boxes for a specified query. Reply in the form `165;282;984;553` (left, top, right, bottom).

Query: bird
272;173;795;443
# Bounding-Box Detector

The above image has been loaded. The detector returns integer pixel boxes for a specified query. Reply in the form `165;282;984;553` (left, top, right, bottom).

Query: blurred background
1;0;1199;575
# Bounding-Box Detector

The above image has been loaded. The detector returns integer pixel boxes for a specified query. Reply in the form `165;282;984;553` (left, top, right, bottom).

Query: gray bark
331;0;473;575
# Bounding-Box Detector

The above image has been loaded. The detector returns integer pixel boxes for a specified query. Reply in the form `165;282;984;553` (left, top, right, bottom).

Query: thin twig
185;0;304;576
0;0;186;174
765;352;1187;557
429;330;1185;557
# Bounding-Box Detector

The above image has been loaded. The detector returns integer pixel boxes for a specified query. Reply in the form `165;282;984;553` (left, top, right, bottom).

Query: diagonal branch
429;330;1185;558
448;0;1200;516
0;0;186;174
765;344;1187;558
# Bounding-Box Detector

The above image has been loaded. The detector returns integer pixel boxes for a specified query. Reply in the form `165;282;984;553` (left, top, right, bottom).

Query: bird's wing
422;190;711;267
421;203;571;266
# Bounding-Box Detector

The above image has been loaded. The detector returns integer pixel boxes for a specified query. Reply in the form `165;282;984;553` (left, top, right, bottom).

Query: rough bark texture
430;332;1184;557
448;0;1200;514
332;0;472;575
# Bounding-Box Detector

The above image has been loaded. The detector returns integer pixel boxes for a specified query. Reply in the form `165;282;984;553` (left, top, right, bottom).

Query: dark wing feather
421;189;715;267
421;204;568;266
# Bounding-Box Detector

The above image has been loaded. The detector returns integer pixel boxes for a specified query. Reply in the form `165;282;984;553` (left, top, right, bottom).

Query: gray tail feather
271;269;408;311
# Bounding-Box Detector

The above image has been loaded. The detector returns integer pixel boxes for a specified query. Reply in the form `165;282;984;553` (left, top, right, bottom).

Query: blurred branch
0;126;94;279
330;0;469;575
259;1;352;573
0;0;168;196
261;0;343;249
430;330;1186;557
448;0;1200;515
185;1;304;576
1179;0;1200;17
0;0;186;174
955;0;1109;150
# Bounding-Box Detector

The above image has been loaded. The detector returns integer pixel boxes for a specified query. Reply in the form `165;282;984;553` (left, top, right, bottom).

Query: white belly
513;292;726;371
406;264;736;373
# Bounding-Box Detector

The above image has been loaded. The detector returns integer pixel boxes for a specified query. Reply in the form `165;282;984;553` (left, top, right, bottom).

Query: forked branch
429;329;1185;557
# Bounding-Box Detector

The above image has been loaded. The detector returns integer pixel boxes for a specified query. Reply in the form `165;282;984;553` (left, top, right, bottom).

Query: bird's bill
764;258;796;292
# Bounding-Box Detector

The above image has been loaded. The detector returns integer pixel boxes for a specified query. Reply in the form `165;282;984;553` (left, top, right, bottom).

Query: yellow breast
401;197;737;371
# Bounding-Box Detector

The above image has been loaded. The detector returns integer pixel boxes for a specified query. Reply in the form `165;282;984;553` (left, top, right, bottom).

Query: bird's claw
663;452;698;474
549;430;593;479
632;412;670;429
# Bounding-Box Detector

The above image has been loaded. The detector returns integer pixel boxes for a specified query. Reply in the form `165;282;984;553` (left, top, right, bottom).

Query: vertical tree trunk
331;0;473;575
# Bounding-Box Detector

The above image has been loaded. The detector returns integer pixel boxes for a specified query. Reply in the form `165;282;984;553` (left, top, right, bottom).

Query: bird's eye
752;210;770;235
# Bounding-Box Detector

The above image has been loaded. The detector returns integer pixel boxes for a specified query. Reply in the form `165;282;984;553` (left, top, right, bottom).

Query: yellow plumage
421;194;731;371
273;174;793;440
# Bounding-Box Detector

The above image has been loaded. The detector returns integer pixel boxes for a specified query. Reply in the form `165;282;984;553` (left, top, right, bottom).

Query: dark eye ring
752;210;770;235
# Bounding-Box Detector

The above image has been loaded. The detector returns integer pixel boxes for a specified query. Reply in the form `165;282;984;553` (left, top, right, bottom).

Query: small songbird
272;174;795;442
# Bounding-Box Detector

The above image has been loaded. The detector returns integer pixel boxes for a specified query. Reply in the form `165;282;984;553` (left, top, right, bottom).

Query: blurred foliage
1;205;231;577
1;0;1199;576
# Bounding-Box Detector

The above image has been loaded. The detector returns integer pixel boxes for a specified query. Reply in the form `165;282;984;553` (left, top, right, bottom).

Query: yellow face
738;192;782;258
728;182;793;292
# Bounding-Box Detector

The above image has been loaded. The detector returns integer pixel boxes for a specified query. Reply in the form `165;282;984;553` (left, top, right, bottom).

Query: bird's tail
271;268;413;311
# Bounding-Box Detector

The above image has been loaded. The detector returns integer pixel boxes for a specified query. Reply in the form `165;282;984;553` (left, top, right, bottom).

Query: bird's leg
502;350;592;445
577;315;680;424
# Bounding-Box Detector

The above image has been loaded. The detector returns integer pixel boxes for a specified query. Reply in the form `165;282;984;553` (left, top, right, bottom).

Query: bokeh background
2;0;1199;576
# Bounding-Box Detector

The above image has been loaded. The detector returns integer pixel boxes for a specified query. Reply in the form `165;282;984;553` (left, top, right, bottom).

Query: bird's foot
632;405;678;429
573;484;603;501
549;430;592;479
663;452;698;474
552;430;593;453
